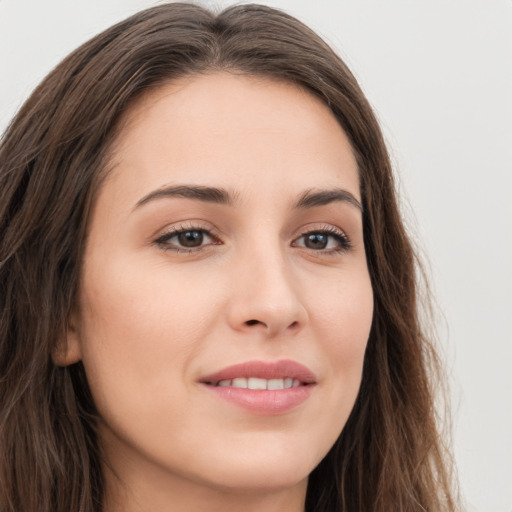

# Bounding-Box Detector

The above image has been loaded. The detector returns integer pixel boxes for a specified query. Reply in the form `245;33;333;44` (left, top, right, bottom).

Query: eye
293;227;352;254
154;226;218;253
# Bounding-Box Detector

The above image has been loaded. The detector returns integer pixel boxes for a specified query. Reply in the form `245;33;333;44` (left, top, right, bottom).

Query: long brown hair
0;3;457;511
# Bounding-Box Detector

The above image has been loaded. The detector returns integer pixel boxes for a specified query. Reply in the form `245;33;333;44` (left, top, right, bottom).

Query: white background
1;1;510;511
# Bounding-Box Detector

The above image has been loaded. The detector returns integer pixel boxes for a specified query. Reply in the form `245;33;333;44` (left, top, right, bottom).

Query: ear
52;313;83;366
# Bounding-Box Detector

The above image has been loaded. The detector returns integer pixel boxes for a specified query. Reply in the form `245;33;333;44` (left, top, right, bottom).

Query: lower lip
202;384;314;414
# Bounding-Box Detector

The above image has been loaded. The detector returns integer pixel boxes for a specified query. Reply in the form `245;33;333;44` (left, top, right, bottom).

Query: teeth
214;377;303;389
267;378;284;390
232;377;247;388
248;377;267;390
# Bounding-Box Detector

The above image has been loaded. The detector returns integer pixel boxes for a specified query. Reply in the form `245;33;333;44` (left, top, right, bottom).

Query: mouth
207;377;305;390
199;360;316;414
199;359;317;388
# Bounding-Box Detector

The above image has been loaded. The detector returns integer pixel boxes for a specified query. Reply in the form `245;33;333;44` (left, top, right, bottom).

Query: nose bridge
227;233;308;337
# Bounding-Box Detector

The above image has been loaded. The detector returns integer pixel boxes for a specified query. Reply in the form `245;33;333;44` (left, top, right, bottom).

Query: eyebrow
134;184;362;212
294;188;362;211
134;185;235;210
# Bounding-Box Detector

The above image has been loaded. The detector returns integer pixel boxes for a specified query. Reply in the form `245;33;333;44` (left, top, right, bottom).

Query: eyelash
154;224;352;255
292;226;352;254
154;224;220;254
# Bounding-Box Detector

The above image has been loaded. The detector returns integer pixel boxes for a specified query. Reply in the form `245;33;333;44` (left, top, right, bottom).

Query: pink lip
199;359;317;415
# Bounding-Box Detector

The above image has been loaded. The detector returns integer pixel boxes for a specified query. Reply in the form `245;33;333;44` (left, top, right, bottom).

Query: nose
226;246;308;339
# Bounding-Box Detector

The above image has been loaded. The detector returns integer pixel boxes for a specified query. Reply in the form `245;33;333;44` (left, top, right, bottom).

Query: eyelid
292;224;352;254
153;222;221;253
152;221;352;255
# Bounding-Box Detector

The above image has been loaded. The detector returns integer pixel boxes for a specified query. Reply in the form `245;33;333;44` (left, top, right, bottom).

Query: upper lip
199;359;317;385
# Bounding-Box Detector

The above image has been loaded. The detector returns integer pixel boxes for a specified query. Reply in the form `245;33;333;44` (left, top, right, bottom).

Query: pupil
305;233;327;249
178;230;203;247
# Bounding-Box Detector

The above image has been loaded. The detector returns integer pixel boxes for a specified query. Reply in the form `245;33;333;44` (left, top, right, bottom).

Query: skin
60;72;374;512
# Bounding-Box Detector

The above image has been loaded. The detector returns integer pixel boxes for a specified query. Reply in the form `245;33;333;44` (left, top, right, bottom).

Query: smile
200;360;316;414
214;377;303;389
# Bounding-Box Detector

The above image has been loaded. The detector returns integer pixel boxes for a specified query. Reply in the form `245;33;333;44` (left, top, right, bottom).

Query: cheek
311;268;373;390
75;252;232;405
80;254;209;340
76;260;200;400
315;266;373;339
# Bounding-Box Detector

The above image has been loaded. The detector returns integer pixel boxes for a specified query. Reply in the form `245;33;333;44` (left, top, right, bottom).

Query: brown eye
155;227;216;252
177;230;204;247
293;229;352;253
303;233;329;250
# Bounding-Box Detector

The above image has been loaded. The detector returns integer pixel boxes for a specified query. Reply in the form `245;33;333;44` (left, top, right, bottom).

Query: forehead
105;72;360;203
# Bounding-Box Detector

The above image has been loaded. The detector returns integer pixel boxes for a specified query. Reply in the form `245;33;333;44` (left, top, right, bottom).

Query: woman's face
64;73;373;505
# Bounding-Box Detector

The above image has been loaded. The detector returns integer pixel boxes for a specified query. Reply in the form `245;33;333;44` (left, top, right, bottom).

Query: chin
190;443;321;493
205;464;310;494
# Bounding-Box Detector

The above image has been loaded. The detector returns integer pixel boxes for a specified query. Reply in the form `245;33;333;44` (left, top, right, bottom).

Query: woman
0;3;458;511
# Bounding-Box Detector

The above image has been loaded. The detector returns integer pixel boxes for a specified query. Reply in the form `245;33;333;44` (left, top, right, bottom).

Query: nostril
245;319;299;329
